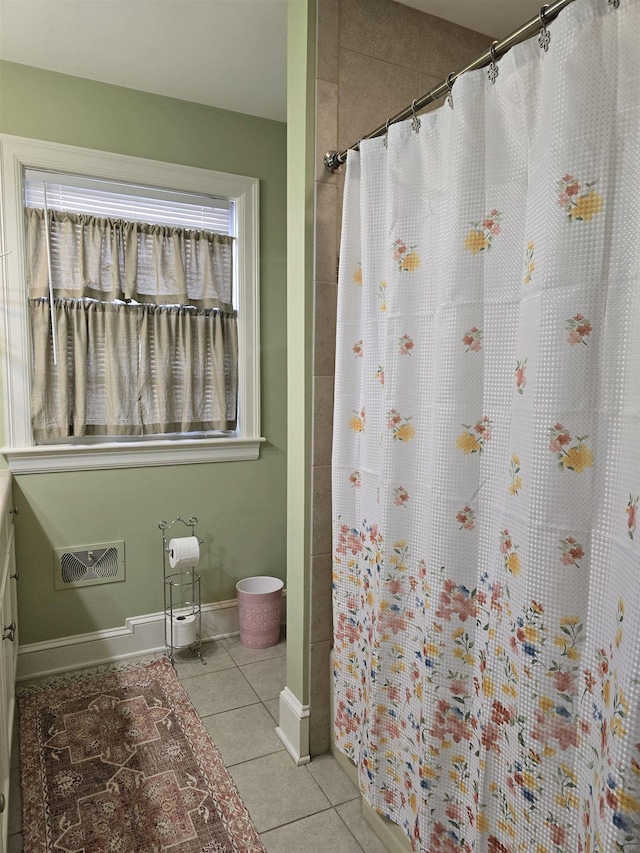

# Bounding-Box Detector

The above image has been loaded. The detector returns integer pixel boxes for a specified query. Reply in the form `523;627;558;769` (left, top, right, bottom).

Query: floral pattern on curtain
332;2;640;852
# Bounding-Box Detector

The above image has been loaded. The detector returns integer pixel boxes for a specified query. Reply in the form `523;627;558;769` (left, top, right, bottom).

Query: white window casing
0;134;263;473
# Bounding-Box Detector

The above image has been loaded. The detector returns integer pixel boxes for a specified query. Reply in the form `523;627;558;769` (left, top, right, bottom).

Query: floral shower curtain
332;2;640;852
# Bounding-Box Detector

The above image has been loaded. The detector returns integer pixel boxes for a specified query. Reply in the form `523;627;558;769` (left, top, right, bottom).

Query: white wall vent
54;541;125;590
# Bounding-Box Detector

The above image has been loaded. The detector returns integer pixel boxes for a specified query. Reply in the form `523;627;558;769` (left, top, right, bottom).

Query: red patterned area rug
19;658;265;853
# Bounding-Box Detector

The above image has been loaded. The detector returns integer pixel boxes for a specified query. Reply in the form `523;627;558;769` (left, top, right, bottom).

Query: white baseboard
276;686;310;765
17;593;285;682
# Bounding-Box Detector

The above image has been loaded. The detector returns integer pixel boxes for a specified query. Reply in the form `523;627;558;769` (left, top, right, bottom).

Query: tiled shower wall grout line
339;0;422;72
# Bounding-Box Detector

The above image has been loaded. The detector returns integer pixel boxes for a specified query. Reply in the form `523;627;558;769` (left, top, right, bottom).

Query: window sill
2;436;265;474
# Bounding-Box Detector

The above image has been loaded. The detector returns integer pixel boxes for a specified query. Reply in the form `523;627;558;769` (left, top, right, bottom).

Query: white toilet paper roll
168;536;200;569
166;613;197;647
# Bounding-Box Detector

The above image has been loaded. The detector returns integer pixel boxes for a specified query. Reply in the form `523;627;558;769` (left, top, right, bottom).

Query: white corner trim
17;590;286;681
276;686;310;766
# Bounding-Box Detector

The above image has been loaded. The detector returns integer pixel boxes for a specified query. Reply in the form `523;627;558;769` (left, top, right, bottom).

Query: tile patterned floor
7;636;389;853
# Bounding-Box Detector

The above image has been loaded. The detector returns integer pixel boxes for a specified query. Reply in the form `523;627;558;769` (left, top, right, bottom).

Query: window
0;135;262;472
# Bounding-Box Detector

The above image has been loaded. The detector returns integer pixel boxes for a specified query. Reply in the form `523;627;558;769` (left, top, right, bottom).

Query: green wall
0;61;287;644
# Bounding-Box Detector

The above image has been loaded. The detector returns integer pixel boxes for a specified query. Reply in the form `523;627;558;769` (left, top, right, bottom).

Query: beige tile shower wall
309;0;493;757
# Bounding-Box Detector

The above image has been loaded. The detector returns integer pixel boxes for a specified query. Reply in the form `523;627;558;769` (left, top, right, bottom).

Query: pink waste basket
236;576;284;648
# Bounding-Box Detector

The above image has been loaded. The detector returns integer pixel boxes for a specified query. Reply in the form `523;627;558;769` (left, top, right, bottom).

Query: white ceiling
0;0;546;123
0;0;289;121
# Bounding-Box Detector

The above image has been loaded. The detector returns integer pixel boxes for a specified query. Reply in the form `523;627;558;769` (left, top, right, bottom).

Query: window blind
24;169;233;235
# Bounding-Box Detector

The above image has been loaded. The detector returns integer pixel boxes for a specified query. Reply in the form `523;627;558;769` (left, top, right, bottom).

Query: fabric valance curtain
26;208;234;311
29;299;237;439
26;208;238;439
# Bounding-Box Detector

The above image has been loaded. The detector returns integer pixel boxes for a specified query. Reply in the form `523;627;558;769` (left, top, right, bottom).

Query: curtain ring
383;118;391;148
487;40;499;84
538;5;551;51
446;73;455;110
411;99;421;134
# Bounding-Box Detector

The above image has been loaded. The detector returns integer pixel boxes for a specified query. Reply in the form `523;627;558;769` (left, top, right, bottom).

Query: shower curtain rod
324;0;583;173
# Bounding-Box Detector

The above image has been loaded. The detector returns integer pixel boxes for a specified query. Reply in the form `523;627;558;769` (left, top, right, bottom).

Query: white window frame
0;134;264;473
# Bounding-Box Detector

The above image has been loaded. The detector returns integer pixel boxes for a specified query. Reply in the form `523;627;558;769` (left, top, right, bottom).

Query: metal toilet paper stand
159;516;205;666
